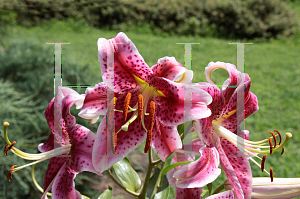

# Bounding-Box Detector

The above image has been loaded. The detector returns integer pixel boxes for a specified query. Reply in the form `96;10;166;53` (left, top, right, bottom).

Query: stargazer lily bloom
4;87;101;199
173;62;292;199
78;32;212;173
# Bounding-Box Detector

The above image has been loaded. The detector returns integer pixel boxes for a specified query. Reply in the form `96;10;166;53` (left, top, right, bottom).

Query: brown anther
144;101;155;153
7;165;17;182
123;93;131;121
111;130;117;155
270;167;274;182
261;154;267;172
269;131;277;148
281;146;284;155
107;97;117;125
4;141;16;156
274;130;282;145
138;94;143;123
268;137;273;154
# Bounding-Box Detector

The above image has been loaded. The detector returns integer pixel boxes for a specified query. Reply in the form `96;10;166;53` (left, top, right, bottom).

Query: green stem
150;161;165;199
212;183;225;195
139;148;154;199
105;169;139;197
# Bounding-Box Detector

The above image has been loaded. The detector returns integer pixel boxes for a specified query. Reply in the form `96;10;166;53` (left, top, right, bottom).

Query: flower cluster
3;32;299;199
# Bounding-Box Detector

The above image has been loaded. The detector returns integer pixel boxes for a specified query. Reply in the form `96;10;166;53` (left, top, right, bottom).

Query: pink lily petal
38;133;54;153
167;139;202;186
67;124;100;174
206;190;235;199
78;82;108;120
151;118;182;161
62;93;85;128
213;135;252;199
151;56;193;83
92;116;146;173
205;62;239;103
175;187;203;199
43;157;67;192
153;78;212;126
194;82;224;120
51;163;82;199
252;177;300;199
174;146;221;188
98;32;153;93
193;118;213;146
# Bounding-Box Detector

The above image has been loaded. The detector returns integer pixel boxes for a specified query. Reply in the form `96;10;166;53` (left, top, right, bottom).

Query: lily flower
173;62;292;199
251;177;300;199
4;87;101;199
78;32;212;173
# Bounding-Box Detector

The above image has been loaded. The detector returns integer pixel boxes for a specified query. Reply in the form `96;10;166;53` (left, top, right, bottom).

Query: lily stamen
123;93;131;121
281;147;284;155
268;137;273;154
107;97;117;125
3;122;72;180
112;130;117;154
261;154;267;172
269;131;277;147
274;129;282;145
270;168;274;182
4;141;16;156
7;165;17;182
144;101;155;153
138;94;143;123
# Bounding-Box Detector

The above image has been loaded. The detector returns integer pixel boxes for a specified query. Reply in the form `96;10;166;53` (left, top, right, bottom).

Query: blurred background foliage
0;0;300;198
0;0;299;39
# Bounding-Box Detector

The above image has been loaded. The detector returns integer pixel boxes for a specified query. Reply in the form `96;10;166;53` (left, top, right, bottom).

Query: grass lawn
3;18;300;198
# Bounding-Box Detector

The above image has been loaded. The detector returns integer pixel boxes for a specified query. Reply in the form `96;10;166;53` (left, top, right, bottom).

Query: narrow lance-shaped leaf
146;168;170;199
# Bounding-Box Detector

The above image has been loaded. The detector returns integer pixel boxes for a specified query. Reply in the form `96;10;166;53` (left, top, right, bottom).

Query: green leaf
146;168;170;199
160;161;193;183
112;157;141;192
98;186;113;199
207;182;213;196
201;187;209;197
182;130;198;145
177;121;193;140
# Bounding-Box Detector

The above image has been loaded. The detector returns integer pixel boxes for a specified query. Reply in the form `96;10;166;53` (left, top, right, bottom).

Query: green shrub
0;42;99;198
1;0;299;39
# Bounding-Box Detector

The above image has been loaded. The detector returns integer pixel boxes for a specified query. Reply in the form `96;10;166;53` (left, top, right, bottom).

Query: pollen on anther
112;130;117;155
281;146;284;155
269;131;277;148
261;154;267;172
138;94;143;123
123;93;131;121
4;141;16;156
270;167;274;182
107;97;117;125
274;130;282;145
7;165;17;182
144;101;155;153
268;137;273;154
